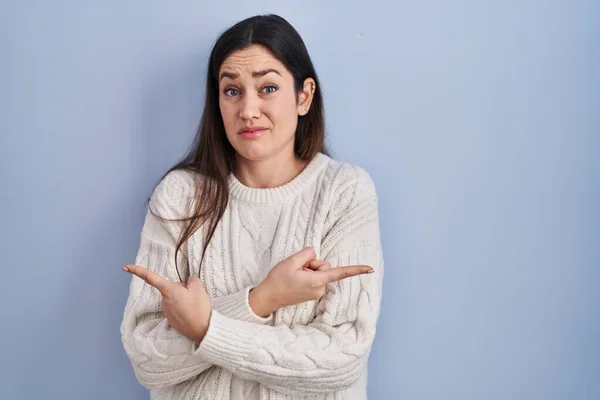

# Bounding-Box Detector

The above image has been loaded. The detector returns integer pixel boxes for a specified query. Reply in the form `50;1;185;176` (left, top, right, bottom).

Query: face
218;45;315;162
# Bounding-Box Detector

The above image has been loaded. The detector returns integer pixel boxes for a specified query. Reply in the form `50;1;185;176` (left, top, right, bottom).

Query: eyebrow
219;68;281;81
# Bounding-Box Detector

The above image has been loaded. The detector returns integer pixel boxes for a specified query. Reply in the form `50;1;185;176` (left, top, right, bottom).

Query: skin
218;44;314;188
123;45;374;344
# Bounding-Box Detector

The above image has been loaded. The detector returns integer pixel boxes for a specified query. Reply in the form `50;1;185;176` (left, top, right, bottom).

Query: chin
233;141;276;162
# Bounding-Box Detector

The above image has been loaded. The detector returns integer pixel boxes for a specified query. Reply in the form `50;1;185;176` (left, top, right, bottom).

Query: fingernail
122;266;129;272
366;269;374;274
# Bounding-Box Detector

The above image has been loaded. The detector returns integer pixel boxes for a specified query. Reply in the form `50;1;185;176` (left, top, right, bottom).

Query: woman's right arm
120;209;213;388
120;171;217;388
121;171;272;389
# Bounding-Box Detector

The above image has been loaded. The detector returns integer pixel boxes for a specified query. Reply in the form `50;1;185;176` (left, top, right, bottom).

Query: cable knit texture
121;153;384;400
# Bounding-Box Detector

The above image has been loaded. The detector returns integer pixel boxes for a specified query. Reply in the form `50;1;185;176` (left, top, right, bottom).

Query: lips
238;126;268;139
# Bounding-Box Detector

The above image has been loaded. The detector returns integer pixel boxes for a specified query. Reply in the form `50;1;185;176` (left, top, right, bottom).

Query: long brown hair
151;15;329;281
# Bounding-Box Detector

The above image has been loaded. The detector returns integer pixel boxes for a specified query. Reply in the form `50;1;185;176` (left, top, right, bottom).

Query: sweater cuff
210;286;273;324
195;310;257;368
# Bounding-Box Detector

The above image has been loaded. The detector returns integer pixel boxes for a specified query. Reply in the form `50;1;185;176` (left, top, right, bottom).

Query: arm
195;167;384;395
211;285;274;323
120;171;272;389
120;224;212;389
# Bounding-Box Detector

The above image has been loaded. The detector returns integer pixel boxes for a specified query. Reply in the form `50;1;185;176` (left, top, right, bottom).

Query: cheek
219;100;237;131
269;97;298;131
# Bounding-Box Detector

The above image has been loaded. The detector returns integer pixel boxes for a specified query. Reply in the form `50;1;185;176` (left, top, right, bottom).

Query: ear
297;78;316;116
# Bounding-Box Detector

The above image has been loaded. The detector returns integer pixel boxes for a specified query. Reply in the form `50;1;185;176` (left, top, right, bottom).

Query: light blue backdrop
1;1;598;399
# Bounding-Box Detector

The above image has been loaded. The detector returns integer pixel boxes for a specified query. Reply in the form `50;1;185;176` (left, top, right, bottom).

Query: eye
224;88;240;97
261;85;278;94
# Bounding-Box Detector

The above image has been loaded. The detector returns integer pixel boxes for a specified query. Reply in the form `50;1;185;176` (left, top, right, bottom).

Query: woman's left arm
195;167;384;395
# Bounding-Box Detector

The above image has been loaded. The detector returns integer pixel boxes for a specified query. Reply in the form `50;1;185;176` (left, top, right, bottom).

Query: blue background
1;1;598;399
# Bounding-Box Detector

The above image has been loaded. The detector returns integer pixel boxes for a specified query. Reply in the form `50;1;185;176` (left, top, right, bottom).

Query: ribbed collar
227;152;330;204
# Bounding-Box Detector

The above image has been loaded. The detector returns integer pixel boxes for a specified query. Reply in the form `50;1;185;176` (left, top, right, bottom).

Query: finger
319;265;374;284
123;264;172;295
304;260;325;270
186;275;201;289
305;260;331;272
317;261;332;272
292;247;316;265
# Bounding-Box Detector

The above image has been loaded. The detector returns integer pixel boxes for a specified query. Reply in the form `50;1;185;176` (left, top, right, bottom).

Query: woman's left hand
122;264;211;344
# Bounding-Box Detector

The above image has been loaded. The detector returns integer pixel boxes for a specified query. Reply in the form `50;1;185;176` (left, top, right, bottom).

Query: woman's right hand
248;247;373;317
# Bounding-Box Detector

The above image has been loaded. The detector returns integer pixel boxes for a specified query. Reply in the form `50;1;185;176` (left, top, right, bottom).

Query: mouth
237;127;268;139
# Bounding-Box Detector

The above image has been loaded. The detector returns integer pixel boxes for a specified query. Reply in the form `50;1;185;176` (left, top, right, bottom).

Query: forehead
219;45;287;76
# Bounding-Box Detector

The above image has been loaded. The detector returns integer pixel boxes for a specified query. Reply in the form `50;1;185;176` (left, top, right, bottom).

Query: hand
122;265;212;344
250;247;374;317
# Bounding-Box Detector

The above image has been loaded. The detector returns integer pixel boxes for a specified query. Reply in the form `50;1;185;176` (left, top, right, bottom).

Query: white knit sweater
121;152;384;400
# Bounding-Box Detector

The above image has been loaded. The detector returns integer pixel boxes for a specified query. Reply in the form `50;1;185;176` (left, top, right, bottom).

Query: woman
121;14;384;400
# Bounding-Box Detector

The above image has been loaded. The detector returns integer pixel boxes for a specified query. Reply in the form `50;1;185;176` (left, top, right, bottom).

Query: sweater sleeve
120;171;271;389
195;166;384;395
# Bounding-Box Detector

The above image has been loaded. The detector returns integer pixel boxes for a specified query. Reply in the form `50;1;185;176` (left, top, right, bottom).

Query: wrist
193;306;212;344
249;283;276;317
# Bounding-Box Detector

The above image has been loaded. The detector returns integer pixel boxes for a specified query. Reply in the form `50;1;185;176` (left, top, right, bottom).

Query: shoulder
149;169;200;219
318;156;381;257
316;156;380;241
320;156;378;207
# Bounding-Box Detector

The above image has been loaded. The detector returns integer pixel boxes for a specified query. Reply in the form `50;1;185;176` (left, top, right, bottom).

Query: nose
238;93;261;121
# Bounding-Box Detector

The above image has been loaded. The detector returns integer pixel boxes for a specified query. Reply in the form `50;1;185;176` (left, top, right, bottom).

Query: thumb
186;275;202;288
292;247;316;266
305;259;331;272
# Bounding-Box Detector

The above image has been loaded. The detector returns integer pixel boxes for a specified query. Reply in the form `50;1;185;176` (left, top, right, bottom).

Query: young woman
121;14;384;400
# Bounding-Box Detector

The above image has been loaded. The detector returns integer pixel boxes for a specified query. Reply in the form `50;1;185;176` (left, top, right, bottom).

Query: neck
234;150;308;189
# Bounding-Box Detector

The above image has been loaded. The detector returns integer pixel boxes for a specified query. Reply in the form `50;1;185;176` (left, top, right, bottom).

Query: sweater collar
227;152;330;204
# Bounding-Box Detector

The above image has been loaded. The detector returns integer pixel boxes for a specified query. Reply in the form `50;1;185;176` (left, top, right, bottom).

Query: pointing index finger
123;265;172;295
321;265;374;285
